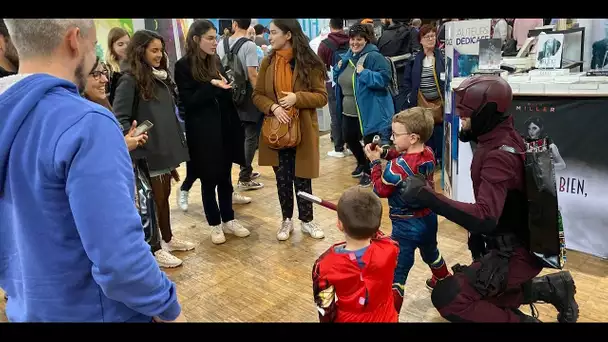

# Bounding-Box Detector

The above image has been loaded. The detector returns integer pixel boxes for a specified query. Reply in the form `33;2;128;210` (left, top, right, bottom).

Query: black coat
174;56;245;182
113;70;190;173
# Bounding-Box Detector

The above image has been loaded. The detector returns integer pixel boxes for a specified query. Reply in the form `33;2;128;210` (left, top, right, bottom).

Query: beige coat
252;56;328;179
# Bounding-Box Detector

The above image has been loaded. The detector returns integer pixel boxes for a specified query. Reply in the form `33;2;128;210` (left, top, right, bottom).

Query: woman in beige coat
253;19;328;241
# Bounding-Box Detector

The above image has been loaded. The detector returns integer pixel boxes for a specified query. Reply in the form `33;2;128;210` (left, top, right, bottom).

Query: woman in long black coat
174;19;250;245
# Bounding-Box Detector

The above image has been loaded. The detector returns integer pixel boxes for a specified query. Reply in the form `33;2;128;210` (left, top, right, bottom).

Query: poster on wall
510;97;608;259
94;19;134;61
535;33;564;69
145;19;178;74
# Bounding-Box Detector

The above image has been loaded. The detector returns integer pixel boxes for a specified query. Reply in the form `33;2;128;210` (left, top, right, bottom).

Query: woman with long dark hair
252;19;328;241
82;57;184;268
174;19;250;245
113;30;195;261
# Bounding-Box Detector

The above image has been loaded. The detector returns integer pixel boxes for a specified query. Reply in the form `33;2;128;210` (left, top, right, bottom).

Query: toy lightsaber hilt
369;135;381;150
296;191;338;211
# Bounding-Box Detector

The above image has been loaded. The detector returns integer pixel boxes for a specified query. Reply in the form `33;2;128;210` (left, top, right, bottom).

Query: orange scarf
274;48;298;118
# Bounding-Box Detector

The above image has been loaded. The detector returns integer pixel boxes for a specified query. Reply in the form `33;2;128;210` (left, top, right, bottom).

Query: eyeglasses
391;131;416;140
423;35;437;41
90;69;109;80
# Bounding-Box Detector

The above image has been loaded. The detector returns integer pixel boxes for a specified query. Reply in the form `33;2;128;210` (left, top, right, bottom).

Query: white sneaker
344;148;353;156
177;190;189;211
154;249;183;268
161;237;196;252
232;192;252;204
210;225;226;244
327;150;345;158
301;221;325;239
277;218;294;241
222;219;251;238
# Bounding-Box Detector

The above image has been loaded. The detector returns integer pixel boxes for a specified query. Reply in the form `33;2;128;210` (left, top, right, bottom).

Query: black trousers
272;148;313;222
180;161;197;192
239;117;263;182
342;114;377;174
201;162;235;226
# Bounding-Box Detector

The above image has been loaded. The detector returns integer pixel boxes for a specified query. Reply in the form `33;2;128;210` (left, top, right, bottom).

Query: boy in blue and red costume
312;187;399;323
398;75;579;322
364;107;451;313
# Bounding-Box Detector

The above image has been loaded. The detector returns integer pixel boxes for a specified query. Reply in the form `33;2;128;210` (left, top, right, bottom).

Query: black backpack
499;136;566;270
356;53;400;97
321;38;349;68
221;37;250;107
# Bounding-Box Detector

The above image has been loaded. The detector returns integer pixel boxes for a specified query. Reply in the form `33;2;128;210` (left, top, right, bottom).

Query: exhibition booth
442;19;608;259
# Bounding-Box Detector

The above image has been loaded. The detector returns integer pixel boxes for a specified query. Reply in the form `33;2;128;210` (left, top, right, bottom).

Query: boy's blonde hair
392;107;435;143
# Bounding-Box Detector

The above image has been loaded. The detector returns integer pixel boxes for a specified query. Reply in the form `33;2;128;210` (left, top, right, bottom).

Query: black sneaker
351;165;364;178
359;173;371;187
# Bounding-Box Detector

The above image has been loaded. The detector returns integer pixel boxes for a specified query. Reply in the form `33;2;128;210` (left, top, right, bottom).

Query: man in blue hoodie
0;19;185;322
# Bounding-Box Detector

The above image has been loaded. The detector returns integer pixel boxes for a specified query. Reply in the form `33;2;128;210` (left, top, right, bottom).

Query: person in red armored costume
397;75;579;323
312;186;399;323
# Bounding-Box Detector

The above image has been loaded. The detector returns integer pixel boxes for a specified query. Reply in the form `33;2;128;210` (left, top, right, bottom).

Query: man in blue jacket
0;19;185;322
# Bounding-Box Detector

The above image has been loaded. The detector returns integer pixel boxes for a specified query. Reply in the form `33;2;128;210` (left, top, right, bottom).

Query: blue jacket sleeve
55;111;181;321
358;52;391;90
402;59;414;108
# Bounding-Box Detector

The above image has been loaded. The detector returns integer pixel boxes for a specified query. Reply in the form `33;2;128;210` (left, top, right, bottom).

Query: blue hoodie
333;43;395;143
0;74;180;322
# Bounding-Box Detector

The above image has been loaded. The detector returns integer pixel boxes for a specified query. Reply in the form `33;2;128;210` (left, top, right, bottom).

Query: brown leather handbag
417;91;444;124
261;108;301;150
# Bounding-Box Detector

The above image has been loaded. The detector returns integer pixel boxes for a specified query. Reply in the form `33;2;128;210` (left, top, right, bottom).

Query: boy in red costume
364;107;451;313
312;187;399;323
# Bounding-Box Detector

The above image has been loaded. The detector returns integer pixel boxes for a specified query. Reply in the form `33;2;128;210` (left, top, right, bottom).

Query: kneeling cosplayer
398;75;578;323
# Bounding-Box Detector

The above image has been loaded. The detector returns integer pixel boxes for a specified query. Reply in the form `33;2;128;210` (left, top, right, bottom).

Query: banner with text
511;97;608;259
443;19;491;202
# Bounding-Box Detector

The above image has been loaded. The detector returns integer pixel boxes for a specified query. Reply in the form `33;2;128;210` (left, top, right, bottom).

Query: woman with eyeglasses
402;24;445;165
82;58;147;151
81;57;185;269
174;19;250;245
113;30;195;268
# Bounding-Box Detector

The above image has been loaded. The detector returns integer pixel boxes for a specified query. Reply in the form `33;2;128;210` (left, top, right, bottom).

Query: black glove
397;173;427;204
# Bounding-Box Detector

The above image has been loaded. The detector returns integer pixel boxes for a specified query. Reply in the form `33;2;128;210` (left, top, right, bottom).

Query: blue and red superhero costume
370;146;450;313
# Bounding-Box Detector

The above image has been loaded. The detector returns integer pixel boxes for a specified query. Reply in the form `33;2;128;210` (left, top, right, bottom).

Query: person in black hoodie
317;18;350;158
174;19;251;246
0;20;18;78
377;19;416;111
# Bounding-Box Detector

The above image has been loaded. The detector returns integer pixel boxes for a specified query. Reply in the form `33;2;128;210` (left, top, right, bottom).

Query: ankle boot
426;258;451;290
522;271;579;323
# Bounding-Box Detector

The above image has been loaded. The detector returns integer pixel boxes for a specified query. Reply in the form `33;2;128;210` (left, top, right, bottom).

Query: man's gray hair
4;19;95;59
412;19;422;27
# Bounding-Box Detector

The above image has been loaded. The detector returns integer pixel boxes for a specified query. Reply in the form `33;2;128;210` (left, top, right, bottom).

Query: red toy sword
297;191;338;211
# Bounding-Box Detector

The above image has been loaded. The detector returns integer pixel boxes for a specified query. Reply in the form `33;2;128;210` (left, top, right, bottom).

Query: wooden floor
1;133;607;322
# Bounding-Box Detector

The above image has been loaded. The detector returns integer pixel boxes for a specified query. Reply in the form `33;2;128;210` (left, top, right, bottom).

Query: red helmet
454;75;512;118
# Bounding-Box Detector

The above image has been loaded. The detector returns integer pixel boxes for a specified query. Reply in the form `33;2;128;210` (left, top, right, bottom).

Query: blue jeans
391;213;442;294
